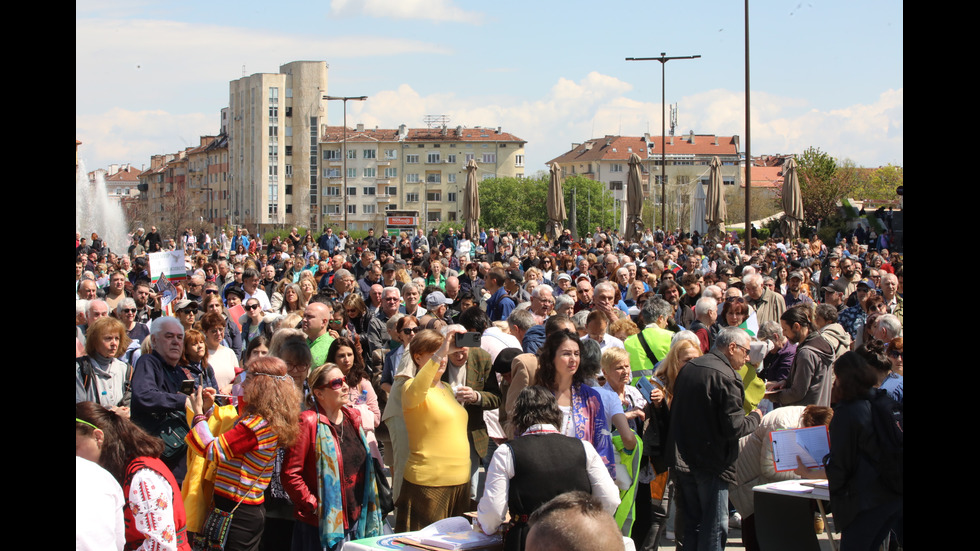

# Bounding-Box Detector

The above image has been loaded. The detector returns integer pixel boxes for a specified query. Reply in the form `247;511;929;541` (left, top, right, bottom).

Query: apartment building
227;61;329;233
548;132;741;229
319;123;526;232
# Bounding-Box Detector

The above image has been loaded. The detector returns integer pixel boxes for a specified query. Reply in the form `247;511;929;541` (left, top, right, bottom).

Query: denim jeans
675;470;729;551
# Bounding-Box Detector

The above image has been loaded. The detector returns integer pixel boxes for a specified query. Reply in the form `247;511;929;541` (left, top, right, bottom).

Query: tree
854;164;903;202
795;147;861;226
476;175;618;237
562;175;618;238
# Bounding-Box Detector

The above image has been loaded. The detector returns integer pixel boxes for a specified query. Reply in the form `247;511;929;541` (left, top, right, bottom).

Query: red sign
387;216;417;226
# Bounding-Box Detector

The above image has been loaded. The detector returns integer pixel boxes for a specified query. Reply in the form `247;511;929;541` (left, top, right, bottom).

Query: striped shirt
187;414;278;505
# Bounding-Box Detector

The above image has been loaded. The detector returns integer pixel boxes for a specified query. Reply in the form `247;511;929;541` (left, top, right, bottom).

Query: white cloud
353;76;902;170
76;108;214;169
330;0;484;24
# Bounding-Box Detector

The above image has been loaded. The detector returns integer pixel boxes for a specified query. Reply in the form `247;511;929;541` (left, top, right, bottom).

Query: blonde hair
655;339;702;396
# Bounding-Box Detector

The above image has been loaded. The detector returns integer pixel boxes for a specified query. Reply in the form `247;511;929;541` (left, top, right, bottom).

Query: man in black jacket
669;326;763;551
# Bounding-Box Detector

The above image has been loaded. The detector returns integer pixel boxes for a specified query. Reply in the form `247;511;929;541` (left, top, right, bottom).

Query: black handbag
373;457;394;516
148;410;189;462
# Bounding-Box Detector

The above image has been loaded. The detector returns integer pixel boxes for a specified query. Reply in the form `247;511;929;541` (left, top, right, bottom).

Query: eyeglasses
329;319;343;325
888;350;903;358
121;308;137;314
401;326;420;335
318;376;347;391
205;289;219;295
246;304;261;311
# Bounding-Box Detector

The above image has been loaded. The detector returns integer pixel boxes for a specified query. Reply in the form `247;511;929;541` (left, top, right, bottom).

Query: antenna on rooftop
669;104;678;136
424;115;451;128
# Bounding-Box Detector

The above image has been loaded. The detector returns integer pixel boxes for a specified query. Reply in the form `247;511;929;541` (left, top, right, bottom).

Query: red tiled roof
548;134;738;165
740;166;784;188
106;166;142;182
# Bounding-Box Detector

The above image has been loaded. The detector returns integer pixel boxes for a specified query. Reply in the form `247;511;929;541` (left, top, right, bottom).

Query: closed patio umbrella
705;156;727;241
779;157;803;241
546;163;567;241
463;159;480;239
625;153;645;241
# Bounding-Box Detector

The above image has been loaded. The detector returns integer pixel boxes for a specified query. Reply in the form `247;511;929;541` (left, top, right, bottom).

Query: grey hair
400;282;419;295
554;294;574;311
702;285;723;301
382;286;401;299
571;310;590;331
86;299;108;319
671;330;700;349
875;314;902;340
532;284;554;299
714;326;750;351
641;297;673;325
116;297;137;316
508;308;536;332
150;316;183;338
695;296;718;317
594;281;617;297
742;272;763;287
757;320;783;343
76;299;89;318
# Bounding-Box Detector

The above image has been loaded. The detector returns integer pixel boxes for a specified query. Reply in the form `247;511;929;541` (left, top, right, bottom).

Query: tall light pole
743;0;752;245
323;95;367;232
626;53;700;234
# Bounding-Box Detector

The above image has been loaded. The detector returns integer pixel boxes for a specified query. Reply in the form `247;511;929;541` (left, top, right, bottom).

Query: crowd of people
76;222;903;551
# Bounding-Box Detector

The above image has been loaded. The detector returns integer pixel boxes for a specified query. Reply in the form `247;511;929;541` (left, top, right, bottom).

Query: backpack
868;388;903;495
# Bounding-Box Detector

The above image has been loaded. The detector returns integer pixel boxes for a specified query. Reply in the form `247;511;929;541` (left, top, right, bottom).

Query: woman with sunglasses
241;297;272;348
327;337;381;428
116;297;150;345
381;315;418;394
282;363;384;550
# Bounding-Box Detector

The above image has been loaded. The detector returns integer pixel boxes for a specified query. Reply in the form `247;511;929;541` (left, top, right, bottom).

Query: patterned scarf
315;412;383;549
568;383;616;479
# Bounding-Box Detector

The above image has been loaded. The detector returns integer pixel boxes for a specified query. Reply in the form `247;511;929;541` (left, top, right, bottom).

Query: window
324;168;340;178
347;168;357;179
482;153;496;163
448;211;457;221
384;167;397;178
285;184;292;195
426;172;441;184
285;145;292;156
323;204;340;214
724;178;736;186
407;193;419;202
610;164;623;172
515;155;525;167
386;186;397;196
427;211;442;222
465;154;475;163
268;126;278;137
447;154;457;163
673;160;693;166
655;175;669;186
286;204;292;214
323;150;340;160
483;173;495;181
384;149;398;160
363;149;376;159
386;203;398;211
447;192;457;202
347;149;356;159
347;187;357;196
427;191;441;202
406;174;420;183
406;154;419;164
427;153;441;163
610;181;623;191
325;186;340;196
363;168;376;178
363;205;376;214
363;186;376;195
676;176;690;186
285;127;292;137
348;204;357;214
448;173;456;183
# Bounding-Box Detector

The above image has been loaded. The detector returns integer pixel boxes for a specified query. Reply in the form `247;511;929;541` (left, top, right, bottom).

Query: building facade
548;132;741;231
227;61;329;233
318;124;526;232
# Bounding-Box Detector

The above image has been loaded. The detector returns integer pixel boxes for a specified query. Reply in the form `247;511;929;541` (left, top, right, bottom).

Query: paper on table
770;425;830;472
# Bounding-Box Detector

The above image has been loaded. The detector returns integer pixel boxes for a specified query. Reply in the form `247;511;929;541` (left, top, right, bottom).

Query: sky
76;0;903;175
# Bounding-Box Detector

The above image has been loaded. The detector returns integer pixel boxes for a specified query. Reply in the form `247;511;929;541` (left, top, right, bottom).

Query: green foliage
854;165;903;202
476;175;617;237
795;147;860;226
733;227;771;240
434;221;464;236
263;227;310;243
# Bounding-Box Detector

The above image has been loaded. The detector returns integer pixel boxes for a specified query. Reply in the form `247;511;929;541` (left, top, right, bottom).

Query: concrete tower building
227;61;329;232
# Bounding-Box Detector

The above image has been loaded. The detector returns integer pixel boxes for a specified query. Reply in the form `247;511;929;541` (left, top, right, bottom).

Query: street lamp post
323;95;368;232
626;53;700;234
